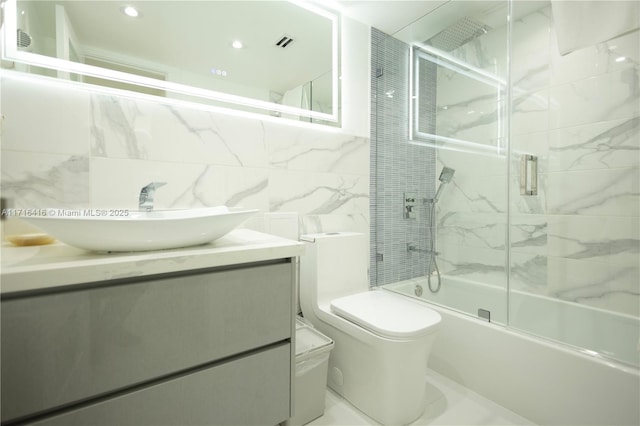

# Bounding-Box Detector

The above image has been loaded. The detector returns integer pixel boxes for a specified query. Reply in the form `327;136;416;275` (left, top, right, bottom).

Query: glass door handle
520;154;538;196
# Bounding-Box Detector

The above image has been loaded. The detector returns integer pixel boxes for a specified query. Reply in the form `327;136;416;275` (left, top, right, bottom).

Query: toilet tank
300;233;369;304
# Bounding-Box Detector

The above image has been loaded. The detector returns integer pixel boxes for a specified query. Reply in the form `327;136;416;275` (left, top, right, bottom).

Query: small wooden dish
5;233;56;247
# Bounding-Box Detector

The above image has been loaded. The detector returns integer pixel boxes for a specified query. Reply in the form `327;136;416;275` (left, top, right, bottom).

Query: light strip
331;10;339;121
410;131;506;158
414;49;505;90
1;69;344;133
408;45;415;140
412;42;506;87
3;0;18;60
7;49;337;121
288;0;340;120
410;42;507;156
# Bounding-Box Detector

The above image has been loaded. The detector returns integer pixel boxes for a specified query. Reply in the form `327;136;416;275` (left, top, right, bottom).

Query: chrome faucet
139;182;167;211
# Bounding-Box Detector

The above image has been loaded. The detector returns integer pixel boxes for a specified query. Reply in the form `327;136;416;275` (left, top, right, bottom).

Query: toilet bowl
299;232;441;426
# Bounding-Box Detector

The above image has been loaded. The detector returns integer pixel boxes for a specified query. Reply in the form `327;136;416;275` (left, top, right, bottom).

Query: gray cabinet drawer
32;343;291;426
1;261;294;422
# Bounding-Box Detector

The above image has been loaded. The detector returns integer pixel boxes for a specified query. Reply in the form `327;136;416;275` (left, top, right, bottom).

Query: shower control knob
403;192;418;219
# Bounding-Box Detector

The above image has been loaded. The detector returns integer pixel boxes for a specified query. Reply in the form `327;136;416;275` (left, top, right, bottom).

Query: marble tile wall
510;4;639;319
0;73;370;239
434;4;640;320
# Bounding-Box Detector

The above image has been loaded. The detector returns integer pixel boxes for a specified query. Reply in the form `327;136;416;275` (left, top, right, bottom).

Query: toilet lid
330;291;441;339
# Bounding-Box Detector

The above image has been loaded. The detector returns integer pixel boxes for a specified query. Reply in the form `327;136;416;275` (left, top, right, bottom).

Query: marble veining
553;236;639;261
439;214;506;251
167;165;215;208
549;68;639;130
509;255;549;291
510;226;547;250
91;95;148;159
512;64;550;93
443;183;504;213
554;270;640;305
164;105;246;167
427;2;639;325
440;258;505;279
548;167;639;215
225;179;270;208
270;178;367;214
269;136;367;173
549;117;639;170
1;154;90;208
1;70;369;242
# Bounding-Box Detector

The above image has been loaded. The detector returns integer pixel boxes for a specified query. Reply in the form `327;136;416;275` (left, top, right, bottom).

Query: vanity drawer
1;261;294;423
32;342;291;426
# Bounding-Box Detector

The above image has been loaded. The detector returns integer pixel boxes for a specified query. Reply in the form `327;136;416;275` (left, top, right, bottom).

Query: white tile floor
308;369;535;426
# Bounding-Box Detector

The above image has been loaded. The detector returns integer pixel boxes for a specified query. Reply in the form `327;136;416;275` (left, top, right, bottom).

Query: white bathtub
384;277;640;426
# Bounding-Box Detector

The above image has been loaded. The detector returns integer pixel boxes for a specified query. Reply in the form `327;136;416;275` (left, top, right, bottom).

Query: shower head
424;17;491;52
17;29;32;50
439;167;455;184
433;167;455;202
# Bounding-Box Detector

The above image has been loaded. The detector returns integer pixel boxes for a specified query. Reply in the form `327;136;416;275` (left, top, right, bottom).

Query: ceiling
338;0;547;45
337;0;451;36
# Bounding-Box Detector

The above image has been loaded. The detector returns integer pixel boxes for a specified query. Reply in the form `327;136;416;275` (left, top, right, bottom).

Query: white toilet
299;232;441;426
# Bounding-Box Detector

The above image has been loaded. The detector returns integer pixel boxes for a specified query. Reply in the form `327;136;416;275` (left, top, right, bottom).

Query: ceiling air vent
275;35;294;48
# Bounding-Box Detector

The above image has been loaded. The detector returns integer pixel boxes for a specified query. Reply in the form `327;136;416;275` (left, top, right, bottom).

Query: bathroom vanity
0;229;303;426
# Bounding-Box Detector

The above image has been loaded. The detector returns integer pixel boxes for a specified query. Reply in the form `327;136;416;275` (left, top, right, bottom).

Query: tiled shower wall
508;4;639;318
371;3;638;323
433;4;639;320
0;73;370;237
370;28;436;286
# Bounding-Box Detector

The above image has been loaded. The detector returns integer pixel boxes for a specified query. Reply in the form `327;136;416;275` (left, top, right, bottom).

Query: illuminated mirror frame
409;42;507;157
1;0;340;123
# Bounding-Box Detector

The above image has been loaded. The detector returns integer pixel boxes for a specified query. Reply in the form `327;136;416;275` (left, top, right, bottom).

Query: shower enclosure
370;0;639;369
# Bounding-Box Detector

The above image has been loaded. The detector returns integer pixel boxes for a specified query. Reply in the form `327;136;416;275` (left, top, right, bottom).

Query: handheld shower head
439;167;455;184
433;167;456;202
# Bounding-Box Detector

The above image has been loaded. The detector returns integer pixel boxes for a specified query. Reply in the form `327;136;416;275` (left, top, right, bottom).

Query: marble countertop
1;229;304;296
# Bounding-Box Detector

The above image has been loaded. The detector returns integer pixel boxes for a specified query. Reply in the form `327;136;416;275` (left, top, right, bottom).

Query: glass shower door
372;1;511;325
372;0;639;369
409;26;510;324
507;0;640;367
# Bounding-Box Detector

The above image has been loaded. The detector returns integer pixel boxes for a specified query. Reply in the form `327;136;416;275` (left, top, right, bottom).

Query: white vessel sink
22;206;258;252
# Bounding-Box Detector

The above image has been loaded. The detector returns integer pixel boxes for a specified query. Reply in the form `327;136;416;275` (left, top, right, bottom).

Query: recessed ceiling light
615;56;626;63
232;40;243;49
122;6;140;18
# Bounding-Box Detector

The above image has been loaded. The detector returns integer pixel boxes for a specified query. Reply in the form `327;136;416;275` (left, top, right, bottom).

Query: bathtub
384;277;640;426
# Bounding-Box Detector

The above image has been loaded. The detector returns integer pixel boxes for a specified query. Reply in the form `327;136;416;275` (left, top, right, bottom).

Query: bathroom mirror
410;43;507;156
406;1;546;156
406;1;510;156
2;0;339;124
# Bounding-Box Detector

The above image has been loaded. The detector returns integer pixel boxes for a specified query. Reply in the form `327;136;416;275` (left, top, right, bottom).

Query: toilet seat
330;291;441;339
